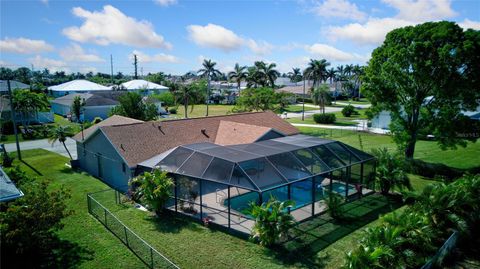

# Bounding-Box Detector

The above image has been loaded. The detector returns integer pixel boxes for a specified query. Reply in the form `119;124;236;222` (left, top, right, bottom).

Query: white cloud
305;43;366;62
382;0;457;22
313;0;367;22
29;55;68;73
247;39;274;56
130;50;180;63
0;37;54;54
327;17;413;45
187;23;244;52
154;0;177;7
459;19;480;30
59;43;104;62
63;5;172;49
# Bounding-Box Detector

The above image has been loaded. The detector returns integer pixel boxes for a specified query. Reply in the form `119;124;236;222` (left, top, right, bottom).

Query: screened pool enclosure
138;134;376;234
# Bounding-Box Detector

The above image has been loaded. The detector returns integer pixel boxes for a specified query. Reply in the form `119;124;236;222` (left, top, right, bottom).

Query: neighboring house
277;81;340;100
0;166;23;202
120;79;169;96
0;80;29;93
51;93;119;122
142;96;166;114
74;111;299;191
48;79;111;97
0;96;54;124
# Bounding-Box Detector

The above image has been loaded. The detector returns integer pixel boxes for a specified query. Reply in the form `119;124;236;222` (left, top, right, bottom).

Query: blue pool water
224;182;356;215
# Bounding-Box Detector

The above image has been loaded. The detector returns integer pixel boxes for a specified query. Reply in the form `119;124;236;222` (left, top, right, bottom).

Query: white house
48;80;111;97
120;79;168;96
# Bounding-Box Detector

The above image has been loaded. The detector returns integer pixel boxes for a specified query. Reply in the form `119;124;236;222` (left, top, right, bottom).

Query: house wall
83;105;116;122
1;111;54;123
51;103;71;116
371;111;392;130
76;131;132;192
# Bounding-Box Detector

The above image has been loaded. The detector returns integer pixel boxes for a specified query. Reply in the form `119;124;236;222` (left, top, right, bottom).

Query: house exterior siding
83;105;116;122
76;130;131;192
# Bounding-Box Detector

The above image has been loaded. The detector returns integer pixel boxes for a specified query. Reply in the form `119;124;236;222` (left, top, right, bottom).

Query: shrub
1;120;14;135
249;198;296;247
408;159;463;181
1;152;14;167
371;148;411;194
92;117;102;124
154;92;175;106
342;105;358;117
313;113;336;124
326;193;344;219
169;107;177;114
5;165;31;186
129;170;174;214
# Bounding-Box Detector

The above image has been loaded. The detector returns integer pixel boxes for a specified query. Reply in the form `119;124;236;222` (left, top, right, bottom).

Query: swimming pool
224;181;355;216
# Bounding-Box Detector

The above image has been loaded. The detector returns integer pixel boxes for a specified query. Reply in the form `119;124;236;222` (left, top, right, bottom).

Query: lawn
298;126;480;170
287;109;368;127
9;148;448;269
10;149;145;269
282;105;318;113
168;104;235;119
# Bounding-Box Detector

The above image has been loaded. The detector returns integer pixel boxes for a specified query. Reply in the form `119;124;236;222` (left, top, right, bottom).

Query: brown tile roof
99;111;299;167
73;115;144;141
214;120;273;146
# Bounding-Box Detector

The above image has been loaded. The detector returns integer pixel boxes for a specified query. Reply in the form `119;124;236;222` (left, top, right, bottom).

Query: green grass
10;149;145;269
54;114;82;133
168;104;235;119
287;109;368;127
1;134;25;144
298;127;480;170
282;105;318;113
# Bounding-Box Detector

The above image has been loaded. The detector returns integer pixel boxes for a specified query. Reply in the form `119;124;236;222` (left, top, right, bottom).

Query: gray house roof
51;93;118;107
0;167;24;202
0;80;29;92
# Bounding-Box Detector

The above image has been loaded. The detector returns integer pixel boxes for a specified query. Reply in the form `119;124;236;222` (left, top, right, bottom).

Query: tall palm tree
173;84;199;119
197;59;222;116
48;126;73;160
228;63;247;94
303;59;330;89
263;63;280;88
352;65;364;98
287;68;302;84
344;64;354;78
326;68;337;85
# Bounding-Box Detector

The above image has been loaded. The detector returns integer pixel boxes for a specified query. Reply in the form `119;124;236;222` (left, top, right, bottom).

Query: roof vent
201;129;209;138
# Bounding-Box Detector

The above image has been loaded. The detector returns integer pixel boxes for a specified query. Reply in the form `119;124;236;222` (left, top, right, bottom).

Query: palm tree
371;148;411;195
287;68;302;84
197;59;222;116
48;126;74;160
311;85;331;114
344;64;354;78
227;63;247;94
173;84;199;118
326;68;337;85
303;59;330;89
263;63;280;88
352;65;364;98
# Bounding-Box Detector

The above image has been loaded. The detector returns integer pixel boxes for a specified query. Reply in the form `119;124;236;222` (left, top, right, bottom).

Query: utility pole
7;80;21;160
302;78;305;121
133;54;138;79
110;54;114;84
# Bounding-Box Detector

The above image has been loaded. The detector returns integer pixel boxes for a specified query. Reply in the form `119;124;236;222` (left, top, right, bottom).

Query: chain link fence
87;190;179;269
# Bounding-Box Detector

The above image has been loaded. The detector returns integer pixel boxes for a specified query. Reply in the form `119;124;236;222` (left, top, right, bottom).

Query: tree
362;21;480;158
0;178;72;268
71;95;85;123
249;198;295;247
228;63;247;93
235;87;280;112
173;83;201;118
198;59;222;116
303;59;330;88
263;62;280;88
288;68;302;84
326;68;337;84
12;90;49;130
311;85;331;114
371;148;411;195
109;92;158;121
129;170;174;214
48;126;74;160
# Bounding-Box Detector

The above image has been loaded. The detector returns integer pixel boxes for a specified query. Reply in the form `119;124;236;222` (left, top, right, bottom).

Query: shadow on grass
1;236;94;269
146;211;203;234
272;194;403;268
20;160;43;176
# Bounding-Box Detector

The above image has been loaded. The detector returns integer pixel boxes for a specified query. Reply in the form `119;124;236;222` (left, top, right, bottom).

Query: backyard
8;131;458;268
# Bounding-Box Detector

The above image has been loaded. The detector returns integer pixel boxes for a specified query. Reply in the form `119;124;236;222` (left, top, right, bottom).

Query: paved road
283;106;343;119
4;137;77;159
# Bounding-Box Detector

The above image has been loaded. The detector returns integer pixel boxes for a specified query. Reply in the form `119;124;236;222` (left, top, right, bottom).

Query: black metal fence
87;192;179;269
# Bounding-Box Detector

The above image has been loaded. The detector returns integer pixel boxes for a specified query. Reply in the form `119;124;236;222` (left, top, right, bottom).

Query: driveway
4;137;77;159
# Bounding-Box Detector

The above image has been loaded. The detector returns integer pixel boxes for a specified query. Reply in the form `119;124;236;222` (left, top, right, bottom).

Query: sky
0;0;479;76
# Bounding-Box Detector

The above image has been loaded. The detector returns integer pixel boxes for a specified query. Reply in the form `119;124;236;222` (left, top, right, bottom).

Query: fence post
87;195;91;213
150;248;154;268
104;208;108;225
124;226;129;246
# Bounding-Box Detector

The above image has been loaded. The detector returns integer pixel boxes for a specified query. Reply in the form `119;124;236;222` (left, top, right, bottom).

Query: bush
313;113;336;124
342;105;358;117
154;92;175;106
2;152;14;167
129;170;174;214
1;120;14;135
169;107;177;114
92;117;102;124
326;193;344;219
